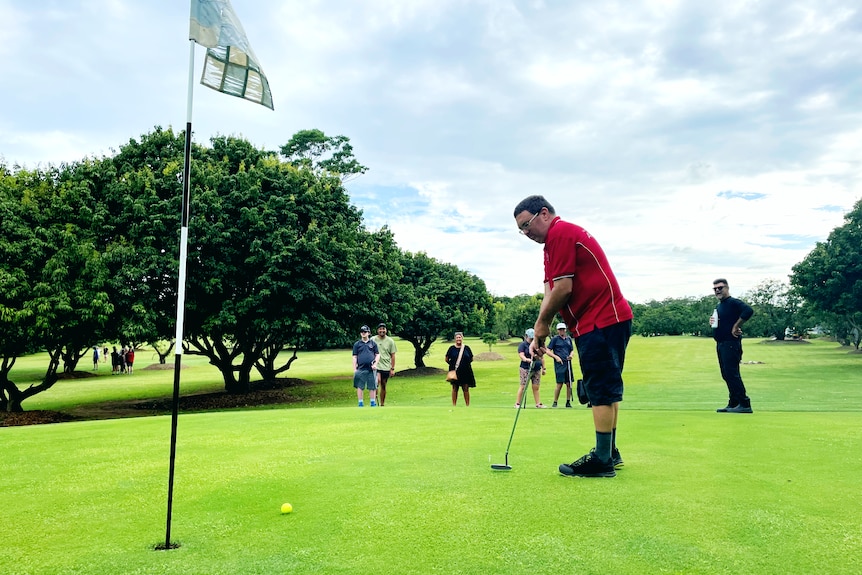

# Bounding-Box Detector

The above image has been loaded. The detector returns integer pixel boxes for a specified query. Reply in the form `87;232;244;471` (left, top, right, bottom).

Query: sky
2;0;861;303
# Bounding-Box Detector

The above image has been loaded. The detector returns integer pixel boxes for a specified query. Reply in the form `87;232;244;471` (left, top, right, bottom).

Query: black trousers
716;339;750;407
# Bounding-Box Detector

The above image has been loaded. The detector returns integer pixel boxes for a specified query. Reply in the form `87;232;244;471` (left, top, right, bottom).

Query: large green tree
631;296;714;337
743;279;803;340
394;252;491;368
0;166;39;411
791;198;862;348
99;127;186;358
499;294;544;337
279;129;368;182
179;135;401;391
0;163;113;411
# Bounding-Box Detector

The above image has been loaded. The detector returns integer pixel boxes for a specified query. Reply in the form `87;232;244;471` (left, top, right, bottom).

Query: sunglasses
713;286;726;292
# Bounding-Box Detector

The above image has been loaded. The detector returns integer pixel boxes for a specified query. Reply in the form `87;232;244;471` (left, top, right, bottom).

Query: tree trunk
402;335;437;368
254;344;298;382
186;336;261;394
224;357;256;394
413;345;426;368
149;341;175;365
223;370;250;394
1;371;59;412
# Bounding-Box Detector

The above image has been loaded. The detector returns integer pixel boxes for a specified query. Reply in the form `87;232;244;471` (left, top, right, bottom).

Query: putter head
490;463;512;470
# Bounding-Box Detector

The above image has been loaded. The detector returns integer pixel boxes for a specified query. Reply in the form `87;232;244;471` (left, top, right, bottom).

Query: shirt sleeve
739;300;754;321
545;223;578;283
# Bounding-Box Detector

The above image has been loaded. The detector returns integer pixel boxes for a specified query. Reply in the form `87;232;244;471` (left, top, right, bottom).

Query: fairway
2;337;860;574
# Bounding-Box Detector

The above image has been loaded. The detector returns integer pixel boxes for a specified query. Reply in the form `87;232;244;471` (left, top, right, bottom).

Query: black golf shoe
559;452;616;478
726;405;753;413
612;448;624;469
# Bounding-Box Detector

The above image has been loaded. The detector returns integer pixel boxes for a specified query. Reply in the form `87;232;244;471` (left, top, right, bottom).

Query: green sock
595;431;612;463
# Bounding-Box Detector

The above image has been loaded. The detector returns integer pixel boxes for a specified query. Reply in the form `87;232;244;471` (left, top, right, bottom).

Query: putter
491;387;527;470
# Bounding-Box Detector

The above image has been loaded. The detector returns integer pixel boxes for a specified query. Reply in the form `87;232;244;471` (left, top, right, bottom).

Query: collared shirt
544;216;633;337
547;334;574;360
712;297;754;342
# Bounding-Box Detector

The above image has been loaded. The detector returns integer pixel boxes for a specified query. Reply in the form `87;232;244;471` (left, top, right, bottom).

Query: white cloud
1;0;860;303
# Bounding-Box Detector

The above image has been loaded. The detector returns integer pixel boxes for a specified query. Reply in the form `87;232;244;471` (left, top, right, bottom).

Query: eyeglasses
518;209;543;234
713;286;726;292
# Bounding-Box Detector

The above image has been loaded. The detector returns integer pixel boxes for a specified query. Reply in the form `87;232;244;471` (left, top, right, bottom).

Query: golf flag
189;0;274;109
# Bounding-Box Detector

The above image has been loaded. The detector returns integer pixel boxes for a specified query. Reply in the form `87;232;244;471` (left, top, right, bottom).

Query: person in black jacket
710;279;754;413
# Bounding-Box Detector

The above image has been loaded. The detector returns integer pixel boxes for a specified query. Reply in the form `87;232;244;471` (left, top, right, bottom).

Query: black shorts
378;370;391;384
575;320;631;406
553;362;572;384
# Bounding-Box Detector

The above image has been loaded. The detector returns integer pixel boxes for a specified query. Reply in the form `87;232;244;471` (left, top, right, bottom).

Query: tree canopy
394;252;491;368
791;198;862;348
0;127;494;408
279;129;368;182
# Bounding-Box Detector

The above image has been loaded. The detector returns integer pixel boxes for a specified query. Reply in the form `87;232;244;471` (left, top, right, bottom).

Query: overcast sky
2;0;860;303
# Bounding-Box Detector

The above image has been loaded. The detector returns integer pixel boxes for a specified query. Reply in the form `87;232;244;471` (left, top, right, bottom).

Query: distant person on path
126;347;135;374
103;347;108;364
515;195;632;477
352;325;380;407
111;346;120;375
92;346;100;370
445;332;476;406
546;323;575;408
515;328;547;408
373;323;397;406
710;278;754;413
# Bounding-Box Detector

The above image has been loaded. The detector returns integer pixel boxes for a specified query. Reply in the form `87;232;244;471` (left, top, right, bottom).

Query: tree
631;296;714;337
791;198;862;349
0;163;113;411
394;252;492;368
0;165;39;411
481;333;498;352
179;135;401;391
499;294;543;337
98;127;186;355
253;227;404;381
489;299;510;339
279;129;368;182
743;279;802;340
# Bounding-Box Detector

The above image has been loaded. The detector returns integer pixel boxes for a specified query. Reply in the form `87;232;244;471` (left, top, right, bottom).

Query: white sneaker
536;403;548;408
514;403;520;409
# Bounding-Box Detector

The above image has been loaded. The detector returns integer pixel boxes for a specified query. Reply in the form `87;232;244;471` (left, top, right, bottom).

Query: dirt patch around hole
475;352;505;361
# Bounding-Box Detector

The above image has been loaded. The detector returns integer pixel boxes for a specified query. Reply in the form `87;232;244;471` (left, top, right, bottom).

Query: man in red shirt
514;195;633;477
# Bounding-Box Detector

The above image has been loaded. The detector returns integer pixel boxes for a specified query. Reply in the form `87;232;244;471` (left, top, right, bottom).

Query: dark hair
713;278;728;286
513;195;555;218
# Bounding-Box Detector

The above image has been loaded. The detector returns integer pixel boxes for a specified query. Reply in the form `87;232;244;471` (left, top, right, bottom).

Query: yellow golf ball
280;502;293;514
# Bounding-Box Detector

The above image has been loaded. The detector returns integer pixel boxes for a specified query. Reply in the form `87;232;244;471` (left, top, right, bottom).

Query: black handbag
576;378;589;405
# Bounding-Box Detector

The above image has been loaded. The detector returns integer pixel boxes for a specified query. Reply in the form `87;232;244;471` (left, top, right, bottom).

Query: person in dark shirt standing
352;325;380;407
710;278;754;413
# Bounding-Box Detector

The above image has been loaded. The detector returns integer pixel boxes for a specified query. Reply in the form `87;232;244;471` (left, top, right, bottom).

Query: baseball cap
360;325;371;332
377;323;387;329
525;328;535;338
556;322;567;330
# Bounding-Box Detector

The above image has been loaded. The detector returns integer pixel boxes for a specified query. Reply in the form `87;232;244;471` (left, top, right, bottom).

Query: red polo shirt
544;217;632;337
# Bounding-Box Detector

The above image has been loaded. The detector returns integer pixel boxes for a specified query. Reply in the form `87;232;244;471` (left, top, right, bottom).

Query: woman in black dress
445;332;476;406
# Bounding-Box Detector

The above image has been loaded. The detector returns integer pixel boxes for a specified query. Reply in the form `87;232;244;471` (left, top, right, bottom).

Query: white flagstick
162;39;196;551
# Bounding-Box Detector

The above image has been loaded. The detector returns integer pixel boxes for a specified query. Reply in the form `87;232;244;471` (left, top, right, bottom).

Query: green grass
2;337;861;574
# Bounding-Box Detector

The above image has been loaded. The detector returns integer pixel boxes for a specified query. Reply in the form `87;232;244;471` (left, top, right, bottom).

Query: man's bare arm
532;278;573;354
